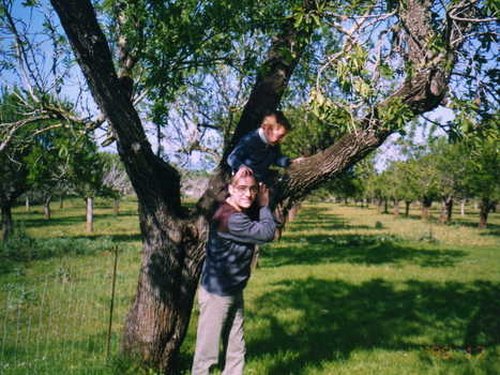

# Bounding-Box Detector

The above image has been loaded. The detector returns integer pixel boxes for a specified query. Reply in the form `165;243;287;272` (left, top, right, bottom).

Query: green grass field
1;197;499;374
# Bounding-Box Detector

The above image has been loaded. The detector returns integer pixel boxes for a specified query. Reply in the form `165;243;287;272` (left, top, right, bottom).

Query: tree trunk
44;195;52;220
25;196;30;212
421;197;433;220
384;199;389;214
478;198;492;228
59;195;64;209
86;196;93;233
404;201;411;217
439;196;453;224
122;220;203;372
461;199;466;216
114;197;120;215
377;198;384;214
392;199;400;216
287;202;301;222
1;204;13;242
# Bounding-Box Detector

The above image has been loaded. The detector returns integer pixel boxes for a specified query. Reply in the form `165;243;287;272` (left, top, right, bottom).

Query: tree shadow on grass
18;215;84;228
285;208;385;233
66;233;142;243
262;233;467;268
0;234;139;276
17;212;138;229
246;278;500;374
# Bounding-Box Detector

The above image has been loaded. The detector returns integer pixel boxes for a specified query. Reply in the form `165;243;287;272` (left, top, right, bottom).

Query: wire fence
0;247;133;374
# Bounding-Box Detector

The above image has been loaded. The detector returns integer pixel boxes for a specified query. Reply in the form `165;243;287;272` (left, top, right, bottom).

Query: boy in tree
227;110;295;186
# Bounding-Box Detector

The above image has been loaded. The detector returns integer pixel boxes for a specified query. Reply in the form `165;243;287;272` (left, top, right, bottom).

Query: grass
1;198;499;374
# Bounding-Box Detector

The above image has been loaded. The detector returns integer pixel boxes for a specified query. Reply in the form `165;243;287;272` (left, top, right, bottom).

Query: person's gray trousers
192;286;245;375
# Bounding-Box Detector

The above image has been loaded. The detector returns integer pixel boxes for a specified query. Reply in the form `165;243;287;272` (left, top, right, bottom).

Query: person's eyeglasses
234;185;258;195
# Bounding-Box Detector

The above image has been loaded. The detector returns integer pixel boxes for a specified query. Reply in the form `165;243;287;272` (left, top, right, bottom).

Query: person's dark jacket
200;202;276;296
227;129;290;184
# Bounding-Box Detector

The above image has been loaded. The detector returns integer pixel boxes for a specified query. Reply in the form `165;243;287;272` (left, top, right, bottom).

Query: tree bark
421;196;433;220
478;198;492;228
392;199;400;216
114;197;120;215
377;198;384;214
86;196;93;233
404;201;411;217
439;196;453;224
1;204;13;242
44;195;52;220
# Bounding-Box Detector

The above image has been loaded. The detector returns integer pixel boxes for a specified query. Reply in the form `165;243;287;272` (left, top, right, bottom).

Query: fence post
106;245;119;359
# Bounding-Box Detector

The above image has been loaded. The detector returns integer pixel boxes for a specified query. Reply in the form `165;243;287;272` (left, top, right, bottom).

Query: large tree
0;91;30;241
2;0;494;371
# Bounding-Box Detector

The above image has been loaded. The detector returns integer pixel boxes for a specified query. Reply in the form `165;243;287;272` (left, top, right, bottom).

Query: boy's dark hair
261;110;292;131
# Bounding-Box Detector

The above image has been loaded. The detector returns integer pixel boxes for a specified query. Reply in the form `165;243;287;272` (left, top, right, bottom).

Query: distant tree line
313;118;499;228
0;90;133;241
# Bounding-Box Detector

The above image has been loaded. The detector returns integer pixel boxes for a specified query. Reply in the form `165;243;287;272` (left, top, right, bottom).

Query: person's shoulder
213;202;239;232
240;129;260;143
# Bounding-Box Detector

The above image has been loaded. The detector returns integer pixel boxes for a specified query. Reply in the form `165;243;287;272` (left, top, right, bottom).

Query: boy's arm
227;134;252;171
227;140;247;171
274;146;291;168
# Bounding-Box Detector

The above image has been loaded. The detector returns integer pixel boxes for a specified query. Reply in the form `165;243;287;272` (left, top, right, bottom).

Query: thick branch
277;0;474;207
50;0;182;216
227;3;317;150
196;0;320;217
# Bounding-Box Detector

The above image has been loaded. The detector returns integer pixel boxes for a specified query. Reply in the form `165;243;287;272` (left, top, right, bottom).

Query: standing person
192;167;277;375
227;110;294;186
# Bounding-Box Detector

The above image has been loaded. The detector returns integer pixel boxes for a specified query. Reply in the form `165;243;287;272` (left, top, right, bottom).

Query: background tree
461;115;499;227
65;139;107;233
366;171;389;214
381;164;403;216
1;0;496;371
0;91;30;241
101;152;134;215
428;139;467;223
391;161;420;217
25;123;93;220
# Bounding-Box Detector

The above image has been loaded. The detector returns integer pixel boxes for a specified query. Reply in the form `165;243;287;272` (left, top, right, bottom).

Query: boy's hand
257;183;270;207
237;165;253;175
291;157;305;164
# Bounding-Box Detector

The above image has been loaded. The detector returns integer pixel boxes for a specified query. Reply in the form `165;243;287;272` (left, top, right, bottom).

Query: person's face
261;115;288;145
228;175;259;210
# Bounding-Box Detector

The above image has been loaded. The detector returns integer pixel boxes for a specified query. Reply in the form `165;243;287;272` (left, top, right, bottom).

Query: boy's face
261;115;288;145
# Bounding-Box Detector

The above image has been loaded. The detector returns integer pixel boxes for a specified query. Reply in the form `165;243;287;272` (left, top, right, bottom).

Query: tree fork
49;0;478;373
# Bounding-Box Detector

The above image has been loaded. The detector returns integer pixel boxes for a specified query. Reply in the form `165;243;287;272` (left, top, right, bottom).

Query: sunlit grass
1;198;499;374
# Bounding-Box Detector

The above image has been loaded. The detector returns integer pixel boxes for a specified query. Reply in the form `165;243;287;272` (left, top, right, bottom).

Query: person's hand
291;156;305;165
257;183;270;207
237;165;253;175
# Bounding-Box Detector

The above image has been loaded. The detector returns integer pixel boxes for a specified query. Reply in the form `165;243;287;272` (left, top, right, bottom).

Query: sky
2;0;459;174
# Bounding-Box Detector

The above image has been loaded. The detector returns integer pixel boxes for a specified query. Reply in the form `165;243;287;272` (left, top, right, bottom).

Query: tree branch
276;0;476;208
50;0;182;216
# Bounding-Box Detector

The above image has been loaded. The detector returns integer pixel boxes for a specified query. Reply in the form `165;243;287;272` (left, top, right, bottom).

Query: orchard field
1;197;499;374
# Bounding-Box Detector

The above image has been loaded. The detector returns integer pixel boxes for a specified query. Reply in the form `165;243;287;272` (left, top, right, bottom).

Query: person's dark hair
261;110;292;131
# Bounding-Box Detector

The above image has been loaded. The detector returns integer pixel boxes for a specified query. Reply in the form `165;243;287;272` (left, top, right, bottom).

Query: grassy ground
1;197;499;374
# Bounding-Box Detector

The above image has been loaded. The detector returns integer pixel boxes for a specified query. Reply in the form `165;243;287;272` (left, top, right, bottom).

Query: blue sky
2;0;459;173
